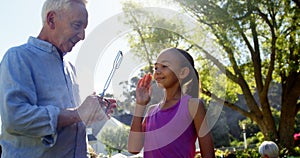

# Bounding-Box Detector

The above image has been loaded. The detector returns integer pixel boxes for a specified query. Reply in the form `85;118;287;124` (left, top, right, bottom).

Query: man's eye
72;23;81;29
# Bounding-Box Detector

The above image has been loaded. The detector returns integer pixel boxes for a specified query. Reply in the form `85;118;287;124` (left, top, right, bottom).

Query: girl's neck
165;91;181;102
160;88;182;109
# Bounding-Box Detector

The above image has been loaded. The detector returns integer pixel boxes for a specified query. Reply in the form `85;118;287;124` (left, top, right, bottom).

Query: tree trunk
279;74;300;149
256;119;278;141
279;99;296;148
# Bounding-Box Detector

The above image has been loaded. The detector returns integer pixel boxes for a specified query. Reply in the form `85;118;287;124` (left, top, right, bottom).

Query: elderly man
0;0;116;157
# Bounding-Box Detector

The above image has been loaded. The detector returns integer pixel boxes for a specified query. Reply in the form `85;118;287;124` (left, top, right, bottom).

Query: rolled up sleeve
0;48;60;145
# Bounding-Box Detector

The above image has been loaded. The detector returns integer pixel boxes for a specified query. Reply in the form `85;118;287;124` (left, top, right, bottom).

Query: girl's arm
127;104;146;154
189;98;215;158
128;74;152;154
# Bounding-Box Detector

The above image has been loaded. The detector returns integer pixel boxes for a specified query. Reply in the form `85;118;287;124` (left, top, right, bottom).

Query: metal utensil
99;50;123;113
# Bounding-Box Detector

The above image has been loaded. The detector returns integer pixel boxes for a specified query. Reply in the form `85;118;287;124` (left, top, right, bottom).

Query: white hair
41;0;87;24
259;141;279;158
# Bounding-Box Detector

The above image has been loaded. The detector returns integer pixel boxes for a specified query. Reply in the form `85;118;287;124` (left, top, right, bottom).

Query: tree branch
249;18;263;93
129;10;153;73
201;88;252;118
254;6;277;112
192;44;238;83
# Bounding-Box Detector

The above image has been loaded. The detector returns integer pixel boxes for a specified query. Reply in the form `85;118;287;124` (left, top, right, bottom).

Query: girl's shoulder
187;97;205;107
187;97;206;117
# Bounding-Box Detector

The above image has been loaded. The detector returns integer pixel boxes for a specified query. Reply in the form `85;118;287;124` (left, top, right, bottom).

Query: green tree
121;1;191;73
119;0;299;150
171;0;300;149
120;0;244;148
99;125;130;156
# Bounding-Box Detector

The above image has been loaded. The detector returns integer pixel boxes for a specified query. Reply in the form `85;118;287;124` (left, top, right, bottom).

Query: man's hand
77;95;117;126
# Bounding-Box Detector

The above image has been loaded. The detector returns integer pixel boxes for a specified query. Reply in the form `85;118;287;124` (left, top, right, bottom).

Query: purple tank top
143;95;197;158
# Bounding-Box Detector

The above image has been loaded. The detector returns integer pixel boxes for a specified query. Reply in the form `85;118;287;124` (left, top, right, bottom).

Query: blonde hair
259;141;279;158
41;0;87;24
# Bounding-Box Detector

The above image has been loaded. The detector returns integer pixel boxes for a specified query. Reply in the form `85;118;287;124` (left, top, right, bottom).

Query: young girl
128;48;215;158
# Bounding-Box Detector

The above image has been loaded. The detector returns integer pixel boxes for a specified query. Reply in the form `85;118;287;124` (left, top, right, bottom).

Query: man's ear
179;67;190;79
46;11;56;29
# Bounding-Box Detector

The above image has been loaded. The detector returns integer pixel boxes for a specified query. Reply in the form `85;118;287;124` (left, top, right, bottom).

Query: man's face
53;2;88;53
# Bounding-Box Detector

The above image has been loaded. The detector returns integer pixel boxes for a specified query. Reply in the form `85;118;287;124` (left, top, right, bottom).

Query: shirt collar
27;36;64;60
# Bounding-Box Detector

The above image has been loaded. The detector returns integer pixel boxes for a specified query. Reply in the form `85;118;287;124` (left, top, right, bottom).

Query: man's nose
77;29;85;40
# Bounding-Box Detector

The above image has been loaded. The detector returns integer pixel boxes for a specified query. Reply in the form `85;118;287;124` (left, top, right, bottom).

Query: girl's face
153;50;183;89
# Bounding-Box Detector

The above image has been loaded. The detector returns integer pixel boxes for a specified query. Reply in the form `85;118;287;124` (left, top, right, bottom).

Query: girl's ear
179;67;190;79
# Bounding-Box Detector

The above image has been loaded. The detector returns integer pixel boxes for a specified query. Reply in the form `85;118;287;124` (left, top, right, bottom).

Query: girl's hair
258;141;279;158
165;47;200;98
41;0;87;25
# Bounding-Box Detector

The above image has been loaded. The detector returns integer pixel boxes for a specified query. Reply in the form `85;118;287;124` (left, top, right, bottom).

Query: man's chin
63;47;73;54
63;43;76;53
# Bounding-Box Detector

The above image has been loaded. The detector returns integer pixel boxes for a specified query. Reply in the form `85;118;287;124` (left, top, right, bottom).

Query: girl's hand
136;73;152;106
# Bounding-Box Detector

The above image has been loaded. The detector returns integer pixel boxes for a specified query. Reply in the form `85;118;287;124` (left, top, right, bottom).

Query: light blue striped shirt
0;37;88;158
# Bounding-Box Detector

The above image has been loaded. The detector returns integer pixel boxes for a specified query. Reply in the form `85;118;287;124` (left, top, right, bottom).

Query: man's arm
58;95;117;129
57;108;81;129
